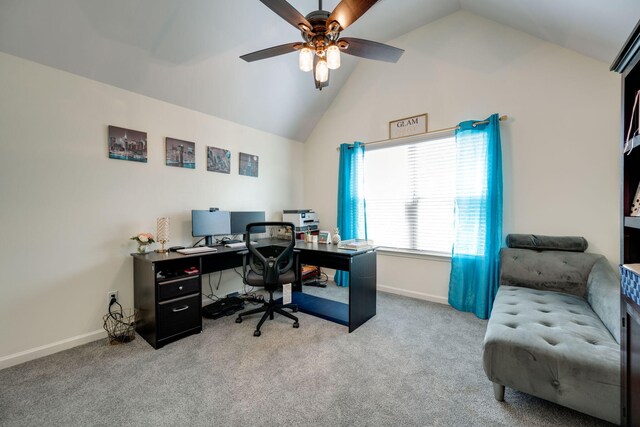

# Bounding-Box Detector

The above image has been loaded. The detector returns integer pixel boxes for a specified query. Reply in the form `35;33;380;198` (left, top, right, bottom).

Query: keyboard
225;242;246;248
224;241;258;249
177;247;218;254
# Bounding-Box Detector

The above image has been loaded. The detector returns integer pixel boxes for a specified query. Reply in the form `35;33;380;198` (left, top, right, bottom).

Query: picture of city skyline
108;125;147;162
207;146;231;174
239;152;259;177
165;137;195;169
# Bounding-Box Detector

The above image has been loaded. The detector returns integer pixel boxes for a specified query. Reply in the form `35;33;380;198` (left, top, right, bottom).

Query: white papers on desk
283;283;292;305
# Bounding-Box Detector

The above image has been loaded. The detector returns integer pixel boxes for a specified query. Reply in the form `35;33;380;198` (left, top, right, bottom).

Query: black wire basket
103;304;138;345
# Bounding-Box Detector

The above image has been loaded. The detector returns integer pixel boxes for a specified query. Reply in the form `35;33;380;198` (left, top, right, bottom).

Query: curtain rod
338;115;508;150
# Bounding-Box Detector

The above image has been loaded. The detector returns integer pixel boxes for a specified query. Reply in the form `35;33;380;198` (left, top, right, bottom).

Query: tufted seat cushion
484;285;620;424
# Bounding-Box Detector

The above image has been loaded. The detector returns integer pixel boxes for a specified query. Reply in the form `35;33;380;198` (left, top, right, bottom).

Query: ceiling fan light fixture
315;58;329;83
241;0;404;90
299;47;314;72
326;45;340;69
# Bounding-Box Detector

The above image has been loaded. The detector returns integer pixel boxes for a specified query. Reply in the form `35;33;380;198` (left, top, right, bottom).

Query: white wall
0;9;623;366
0;52;304;365
304;11;621;303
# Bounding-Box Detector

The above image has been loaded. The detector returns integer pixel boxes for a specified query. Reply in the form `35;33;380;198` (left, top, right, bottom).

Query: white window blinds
364;136;455;254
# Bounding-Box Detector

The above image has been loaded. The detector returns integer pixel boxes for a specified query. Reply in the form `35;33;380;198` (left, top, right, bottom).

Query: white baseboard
377;284;449;305
0;329;107;371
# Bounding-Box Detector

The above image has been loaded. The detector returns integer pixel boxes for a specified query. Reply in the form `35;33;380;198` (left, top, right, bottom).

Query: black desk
132;239;376;348
292;241;377;333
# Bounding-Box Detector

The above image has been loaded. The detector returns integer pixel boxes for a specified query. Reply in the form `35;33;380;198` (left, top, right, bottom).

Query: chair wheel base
235;317;242;323
293;322;299;328
253;330;261;337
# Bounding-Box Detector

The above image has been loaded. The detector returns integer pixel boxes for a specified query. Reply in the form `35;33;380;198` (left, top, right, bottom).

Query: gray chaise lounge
482;234;620;424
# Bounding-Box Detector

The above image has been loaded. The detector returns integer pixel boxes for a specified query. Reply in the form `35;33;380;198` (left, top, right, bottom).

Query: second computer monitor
230;211;266;234
192;210;231;246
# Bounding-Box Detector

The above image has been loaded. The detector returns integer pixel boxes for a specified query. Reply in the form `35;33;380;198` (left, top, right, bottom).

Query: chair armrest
586;258;620;343
237;250;249;256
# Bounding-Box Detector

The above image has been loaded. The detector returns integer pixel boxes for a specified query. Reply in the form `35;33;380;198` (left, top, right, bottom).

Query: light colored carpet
0;290;612;426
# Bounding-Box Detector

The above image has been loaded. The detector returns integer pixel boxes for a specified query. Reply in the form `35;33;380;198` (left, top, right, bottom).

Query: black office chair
235;222;299;336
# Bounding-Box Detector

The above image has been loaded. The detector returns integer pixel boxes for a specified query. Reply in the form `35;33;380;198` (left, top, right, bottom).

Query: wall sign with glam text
389;113;428;139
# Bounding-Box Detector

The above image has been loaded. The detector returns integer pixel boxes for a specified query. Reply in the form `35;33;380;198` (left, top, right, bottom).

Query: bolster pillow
506;234;588;252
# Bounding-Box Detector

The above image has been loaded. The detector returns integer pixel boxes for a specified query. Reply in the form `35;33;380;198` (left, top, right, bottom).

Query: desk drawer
157;294;201;340
158;276;200;302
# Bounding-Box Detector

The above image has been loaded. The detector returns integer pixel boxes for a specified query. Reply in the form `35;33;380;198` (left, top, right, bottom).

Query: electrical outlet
107;291;118;306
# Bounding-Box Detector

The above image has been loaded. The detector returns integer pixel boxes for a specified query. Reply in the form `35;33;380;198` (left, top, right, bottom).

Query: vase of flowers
131;232;155;254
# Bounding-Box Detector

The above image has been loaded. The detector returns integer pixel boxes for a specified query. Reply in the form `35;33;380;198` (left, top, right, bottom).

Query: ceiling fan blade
240;42;301;62
327;0;379;31
339;37;404;62
260;0;313;33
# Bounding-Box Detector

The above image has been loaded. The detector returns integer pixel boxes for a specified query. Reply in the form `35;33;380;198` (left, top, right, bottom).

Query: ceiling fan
240;0;404;90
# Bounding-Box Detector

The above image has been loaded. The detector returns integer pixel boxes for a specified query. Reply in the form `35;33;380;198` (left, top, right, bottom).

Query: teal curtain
335;142;367;287
448;114;503;319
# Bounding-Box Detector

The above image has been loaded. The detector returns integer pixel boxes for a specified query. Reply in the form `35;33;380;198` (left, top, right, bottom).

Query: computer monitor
230;211;266;235
192;210;231;246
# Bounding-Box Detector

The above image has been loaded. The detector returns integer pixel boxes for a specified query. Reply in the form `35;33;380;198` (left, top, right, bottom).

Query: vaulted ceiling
0;0;638;142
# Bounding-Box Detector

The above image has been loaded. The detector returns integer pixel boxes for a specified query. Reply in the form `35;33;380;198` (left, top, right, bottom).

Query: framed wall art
239;152;259;177
389;113;428;139
108;125;147;163
207;146;231;174
166;137;195;169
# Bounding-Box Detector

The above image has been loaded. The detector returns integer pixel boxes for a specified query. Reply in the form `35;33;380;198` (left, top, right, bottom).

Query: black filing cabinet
133;255;202;349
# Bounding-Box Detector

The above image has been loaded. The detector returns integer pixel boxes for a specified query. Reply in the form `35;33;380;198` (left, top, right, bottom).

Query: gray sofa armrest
586;258;621;343
500;249;600;297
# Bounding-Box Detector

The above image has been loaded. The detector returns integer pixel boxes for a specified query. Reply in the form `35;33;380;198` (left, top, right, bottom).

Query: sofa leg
493;383;505;401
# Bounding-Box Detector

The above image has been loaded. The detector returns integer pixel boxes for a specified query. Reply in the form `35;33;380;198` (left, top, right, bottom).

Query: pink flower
130;232;155;244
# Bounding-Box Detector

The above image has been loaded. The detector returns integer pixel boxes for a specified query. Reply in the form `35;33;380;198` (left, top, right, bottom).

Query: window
364;135;455;254
452;130;491;256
